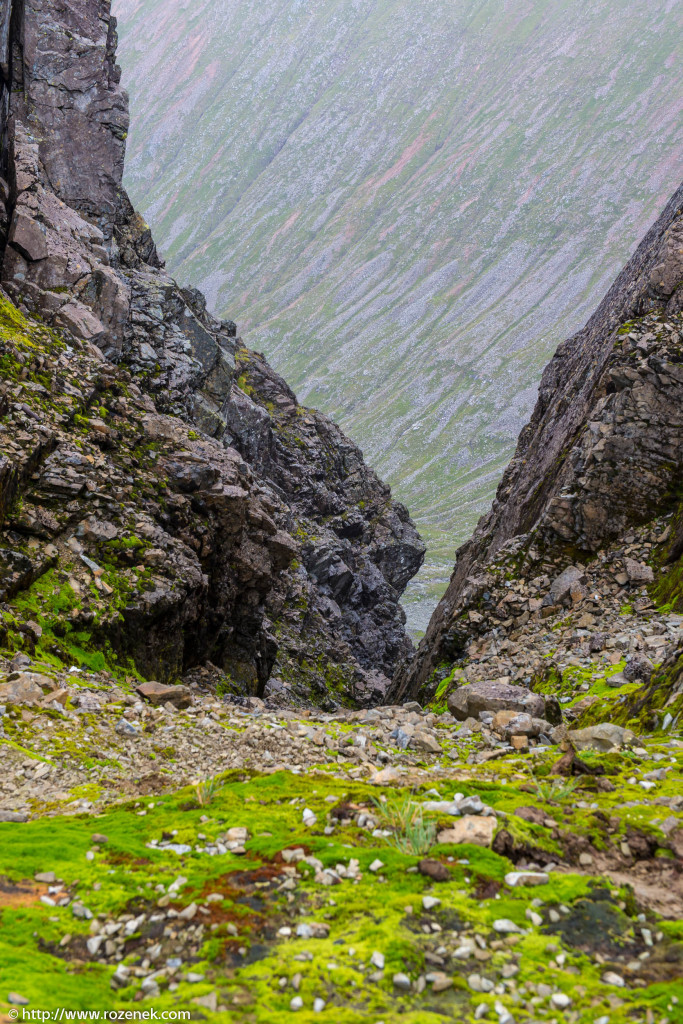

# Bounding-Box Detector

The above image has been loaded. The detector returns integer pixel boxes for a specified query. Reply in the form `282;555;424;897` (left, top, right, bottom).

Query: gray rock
410;729;442;753
0;0;424;715
623;654;653;684
115;719;141;738
549;566;587;606
568;723;635;752
0;810;29;823
624;558;654;583
447;680;546;721
395;177;683;701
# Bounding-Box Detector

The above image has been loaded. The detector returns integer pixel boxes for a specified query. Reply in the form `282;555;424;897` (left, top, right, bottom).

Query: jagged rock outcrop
0;0;423;705
396;181;683;701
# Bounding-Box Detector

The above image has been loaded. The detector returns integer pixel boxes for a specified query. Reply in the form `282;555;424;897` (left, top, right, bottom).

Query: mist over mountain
113;0;683;629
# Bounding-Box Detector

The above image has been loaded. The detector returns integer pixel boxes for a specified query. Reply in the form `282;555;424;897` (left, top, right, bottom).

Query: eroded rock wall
0;0;424;705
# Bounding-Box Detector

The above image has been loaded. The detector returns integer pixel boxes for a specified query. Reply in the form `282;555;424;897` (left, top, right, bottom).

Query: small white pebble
423;896;440;911
551;993;571;1009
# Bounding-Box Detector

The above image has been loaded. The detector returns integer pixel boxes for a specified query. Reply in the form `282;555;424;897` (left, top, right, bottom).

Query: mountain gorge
113;0;683;625
0;0;682;1020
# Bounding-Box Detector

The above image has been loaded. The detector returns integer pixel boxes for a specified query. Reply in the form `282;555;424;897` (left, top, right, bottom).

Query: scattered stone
418;859;450;882
551;993;571;1009
568;724;635;752
504;871;549;887
0;677;44;705
411;730;442;753
602;972;625;987
193;993;218;1012
492;919;523;934
549;566;587;605
115;719;140;738
624;558;654;584
437;816;495;848
430;973;452;992
35;871;57;883
136;682;192;709
369;767;401;785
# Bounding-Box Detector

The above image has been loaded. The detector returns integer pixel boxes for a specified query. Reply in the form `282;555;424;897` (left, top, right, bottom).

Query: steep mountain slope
0;0;423;707
113;0;683;625
395;180;683;701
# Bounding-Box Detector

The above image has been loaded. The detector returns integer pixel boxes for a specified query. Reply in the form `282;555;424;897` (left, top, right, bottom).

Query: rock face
0;0;423;705
395;181;683;701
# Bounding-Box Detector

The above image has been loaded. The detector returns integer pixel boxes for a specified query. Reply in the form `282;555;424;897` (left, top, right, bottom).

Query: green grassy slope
112;0;683;631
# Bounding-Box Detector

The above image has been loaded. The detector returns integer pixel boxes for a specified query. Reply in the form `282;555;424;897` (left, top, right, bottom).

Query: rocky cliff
0;0;424;706
395;181;683;702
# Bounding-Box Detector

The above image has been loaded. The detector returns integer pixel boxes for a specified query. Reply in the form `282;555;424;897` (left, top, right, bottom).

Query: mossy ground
1;730;682;1023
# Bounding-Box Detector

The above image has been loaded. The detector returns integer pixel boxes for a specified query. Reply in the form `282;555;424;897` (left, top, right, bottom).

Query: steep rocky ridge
396;183;683;701
0;0;424;706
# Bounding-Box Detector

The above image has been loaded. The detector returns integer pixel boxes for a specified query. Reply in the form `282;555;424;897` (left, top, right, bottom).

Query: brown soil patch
117;771;183;796
0;876;50;908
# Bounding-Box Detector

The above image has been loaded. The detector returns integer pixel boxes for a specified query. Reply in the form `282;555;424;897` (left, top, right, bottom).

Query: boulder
543;694;563;726
568;723;635;752
437;815;496;847
0;676;45;705
447;680;546;722
514;806;552;826
624;558;654;584
623;654;653;684
491;710;555;738
410;729;442;753
115;719;140;737
136;681;192;709
549;565;587;606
